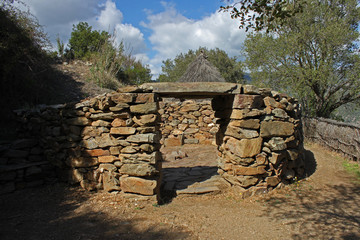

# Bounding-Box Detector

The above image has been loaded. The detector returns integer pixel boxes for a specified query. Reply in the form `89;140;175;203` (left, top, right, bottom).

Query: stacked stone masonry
159;98;218;146
0;83;304;200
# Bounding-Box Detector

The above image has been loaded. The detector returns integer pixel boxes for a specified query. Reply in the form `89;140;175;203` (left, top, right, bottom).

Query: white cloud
25;0;146;57
143;3;248;76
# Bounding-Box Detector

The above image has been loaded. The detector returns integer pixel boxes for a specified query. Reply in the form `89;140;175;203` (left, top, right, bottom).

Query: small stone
126;133;159;143
98;155;117;163
110;127;136;135
272;108;288;118
84;149;110;157
266;176;280;187
233;165;266;176
256;153;268;165
230;109;264;119
132;114;157;126
90;112;115;121
103;172;121;192
232;94;263;109
111;118;127;127
184;138;199;144
92;120;111;127
268;137;287;151
121;146;138;154
135;93;156;103
99;163;117;172
269;152;287;165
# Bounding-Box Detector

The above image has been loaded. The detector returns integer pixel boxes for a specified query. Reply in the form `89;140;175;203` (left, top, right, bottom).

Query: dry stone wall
1;88;162;199
159;98;218;146
214;86;304;194
1;83;304;200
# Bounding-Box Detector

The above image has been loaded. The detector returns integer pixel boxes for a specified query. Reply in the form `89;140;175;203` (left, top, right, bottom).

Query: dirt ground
0;143;359;240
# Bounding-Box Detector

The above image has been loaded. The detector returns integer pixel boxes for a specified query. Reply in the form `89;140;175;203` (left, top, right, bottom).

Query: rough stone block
225;137;263;158
268;137;287;151
233;165;266;176
164;137;182;147
135;93;156;103
180;103;200;112
233;94;263;109
230;109;264;119
130;103;158;114
243;85;260;94
110;127;136;135
103;172;121;192
229;119;260;129
98;155;117;163
121;176;157;196
269;152;287;165
91;120;111;127
132;114;157;126
126;133;159;143
111;118;127;127
260;121;294;137
120;164;157;176
266;176;281;187
111;93;135;103
99;163;117;172
225;126;259;139
84;149;110;157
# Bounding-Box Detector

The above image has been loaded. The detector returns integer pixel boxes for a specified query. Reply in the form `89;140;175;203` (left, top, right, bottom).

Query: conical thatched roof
178;51;226;82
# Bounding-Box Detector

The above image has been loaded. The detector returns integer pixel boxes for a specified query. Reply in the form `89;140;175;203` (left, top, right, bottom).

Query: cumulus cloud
25;0;146;57
143;3;248;76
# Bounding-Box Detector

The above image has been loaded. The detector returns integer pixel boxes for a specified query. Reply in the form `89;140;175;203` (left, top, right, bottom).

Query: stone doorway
157;95;235;200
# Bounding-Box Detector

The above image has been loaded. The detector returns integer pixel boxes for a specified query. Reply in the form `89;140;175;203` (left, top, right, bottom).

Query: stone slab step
176;186;220;195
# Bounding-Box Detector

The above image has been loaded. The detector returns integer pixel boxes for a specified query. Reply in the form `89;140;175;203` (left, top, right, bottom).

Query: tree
244;0;360;118
220;0;302;32
68;22;109;59
158;47;244;83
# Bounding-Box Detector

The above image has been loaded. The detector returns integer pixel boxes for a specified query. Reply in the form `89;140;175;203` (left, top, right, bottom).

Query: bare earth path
0;143;359;240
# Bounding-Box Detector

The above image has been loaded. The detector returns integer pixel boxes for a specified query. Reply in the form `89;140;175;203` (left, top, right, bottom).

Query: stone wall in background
303;117;360;161
159;98;218;147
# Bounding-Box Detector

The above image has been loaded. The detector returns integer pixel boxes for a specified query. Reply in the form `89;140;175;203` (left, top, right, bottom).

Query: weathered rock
268;137;287;151
111;93;135;103
255;153;268;165
184;128;199;134
164;137;182;147
110;127;136;135
102;172;121;192
96;134;120;148
81;138;99;149
233;165;266;176
130;103;158;114
136;93;156;103
232;94;263;109
260;121;294;137
90;112;116;121
111;118;127;127
272;108;288;118
225;137;263;158
84;149;110;157
126;133;159;143
91;120;111;127
121;146;138;154
269;152;287;165
222;173;259;188
225;126;259;139
180;103;200;112
120;164;157;176
263;96;284;109
121;176;157;195
98;155;117;163
243;85;260;94
132;114;157;126
99;163;117;172
184;138;199;144
119;152;161;164
230;109;264;119
266;176;281;187
229;119;260;129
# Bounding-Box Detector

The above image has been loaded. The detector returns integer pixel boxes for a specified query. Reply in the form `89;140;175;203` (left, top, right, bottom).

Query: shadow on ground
262;149;360;240
0;183;191;240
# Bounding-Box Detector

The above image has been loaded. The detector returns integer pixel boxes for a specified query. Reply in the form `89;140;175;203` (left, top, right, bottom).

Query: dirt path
0;143;359;240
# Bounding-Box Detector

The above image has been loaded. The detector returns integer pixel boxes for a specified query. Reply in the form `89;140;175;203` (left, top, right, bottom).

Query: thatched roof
178;51;226;82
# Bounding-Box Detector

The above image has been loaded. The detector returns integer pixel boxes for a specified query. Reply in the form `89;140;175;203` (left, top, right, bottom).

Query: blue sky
25;0;248;78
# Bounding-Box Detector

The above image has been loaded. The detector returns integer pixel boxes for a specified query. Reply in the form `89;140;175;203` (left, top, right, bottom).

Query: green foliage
244;0;360;118
342;160;360;183
68;22;110;60
220;0;302;32
56;35;65;59
89;39;151;89
158;47;244;83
